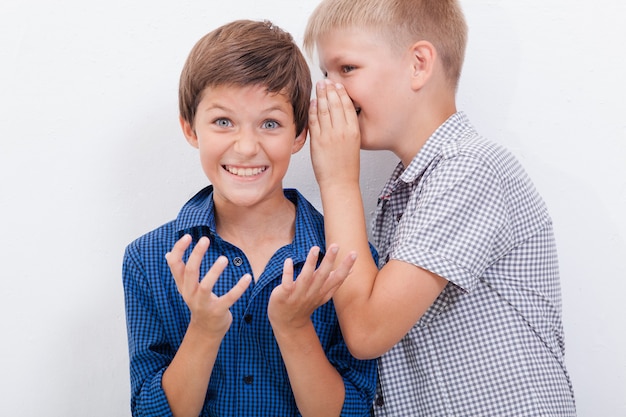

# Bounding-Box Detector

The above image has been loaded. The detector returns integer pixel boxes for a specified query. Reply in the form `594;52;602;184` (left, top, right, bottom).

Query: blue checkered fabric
371;112;576;416
123;187;377;416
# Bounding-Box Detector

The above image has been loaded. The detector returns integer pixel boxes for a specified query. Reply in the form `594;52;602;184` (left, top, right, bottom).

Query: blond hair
304;0;467;89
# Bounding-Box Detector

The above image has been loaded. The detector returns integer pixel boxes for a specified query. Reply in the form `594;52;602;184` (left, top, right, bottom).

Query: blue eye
263;120;280;129
215;118;232;128
341;65;356;73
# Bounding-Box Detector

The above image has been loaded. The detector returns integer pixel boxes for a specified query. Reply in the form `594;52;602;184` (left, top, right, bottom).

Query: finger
315;81;333;131
308;98;320;139
312;244;339;284
318;270;345;302
183;236;210;295
169;234;193;258
335;83;359;127
198;255;228;293
221;274;252;307
165;234;192;291
324;80;348;125
320;251;357;296
299;246;321;283
281;257;295;292
333;250;358;281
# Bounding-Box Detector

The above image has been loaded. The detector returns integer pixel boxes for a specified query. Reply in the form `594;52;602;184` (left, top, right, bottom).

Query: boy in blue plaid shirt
122;19;376;417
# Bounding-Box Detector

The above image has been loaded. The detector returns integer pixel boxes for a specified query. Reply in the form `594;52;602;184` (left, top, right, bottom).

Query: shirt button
375;396;384;407
243;375;253;384
233;257;243;266
244;314;252;324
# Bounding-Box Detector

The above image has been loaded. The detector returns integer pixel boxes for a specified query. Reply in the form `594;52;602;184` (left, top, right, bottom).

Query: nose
233;127;259;156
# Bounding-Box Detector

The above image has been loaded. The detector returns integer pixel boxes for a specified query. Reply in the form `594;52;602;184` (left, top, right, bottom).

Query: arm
268;246;361;416
123;244;177;417
163;235;251;417
309;81;447;359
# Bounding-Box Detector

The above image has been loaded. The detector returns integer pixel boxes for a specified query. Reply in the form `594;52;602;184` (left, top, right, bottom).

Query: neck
395;88;457;167
214;194;297;280
214;194;296;246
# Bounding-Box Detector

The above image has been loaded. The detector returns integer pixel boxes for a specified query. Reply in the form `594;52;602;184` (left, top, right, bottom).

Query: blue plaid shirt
123;186;377;416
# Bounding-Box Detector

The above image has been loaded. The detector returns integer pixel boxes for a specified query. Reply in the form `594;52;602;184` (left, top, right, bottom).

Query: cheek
270;145;296;168
344;81;374;110
197;144;221;169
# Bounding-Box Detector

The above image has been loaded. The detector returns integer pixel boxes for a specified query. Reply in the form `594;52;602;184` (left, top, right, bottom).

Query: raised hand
165;234;251;338
267;244;356;330
308;80;361;188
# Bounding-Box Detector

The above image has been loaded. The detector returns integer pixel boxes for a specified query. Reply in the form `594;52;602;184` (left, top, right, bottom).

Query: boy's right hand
308;80;361;189
165;235;251;339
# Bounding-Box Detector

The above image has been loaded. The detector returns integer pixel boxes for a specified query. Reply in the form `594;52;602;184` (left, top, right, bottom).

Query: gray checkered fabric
371;112;576;416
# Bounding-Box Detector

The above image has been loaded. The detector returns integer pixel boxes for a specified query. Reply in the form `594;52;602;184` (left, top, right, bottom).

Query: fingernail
335;83;343;89
317;80;326;89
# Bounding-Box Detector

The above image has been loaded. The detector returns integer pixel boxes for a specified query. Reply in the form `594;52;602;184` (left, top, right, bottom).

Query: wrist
187;317;229;345
318;178;360;196
270;317;314;341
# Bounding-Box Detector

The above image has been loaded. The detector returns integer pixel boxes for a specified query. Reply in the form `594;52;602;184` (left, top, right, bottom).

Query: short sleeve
392;155;510;291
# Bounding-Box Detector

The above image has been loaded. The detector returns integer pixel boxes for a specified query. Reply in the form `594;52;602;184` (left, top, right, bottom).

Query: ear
291;128;307;154
409;40;436;91
179;115;199;148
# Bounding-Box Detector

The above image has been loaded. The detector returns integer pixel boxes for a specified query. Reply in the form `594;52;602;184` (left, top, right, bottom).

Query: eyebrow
323;53;347;67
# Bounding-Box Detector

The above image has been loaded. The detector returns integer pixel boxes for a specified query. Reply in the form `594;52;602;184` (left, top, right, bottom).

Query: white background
1;0;624;415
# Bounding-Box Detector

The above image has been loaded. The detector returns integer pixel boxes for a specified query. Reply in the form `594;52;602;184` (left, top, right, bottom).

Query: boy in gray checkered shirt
301;0;577;415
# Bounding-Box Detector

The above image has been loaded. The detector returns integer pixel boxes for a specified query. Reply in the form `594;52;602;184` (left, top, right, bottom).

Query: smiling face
316;27;415;152
181;84;306;210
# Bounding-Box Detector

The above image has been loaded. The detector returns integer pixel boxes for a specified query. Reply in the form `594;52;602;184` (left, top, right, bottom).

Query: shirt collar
174;186;325;264
379;111;473;200
174;185;217;237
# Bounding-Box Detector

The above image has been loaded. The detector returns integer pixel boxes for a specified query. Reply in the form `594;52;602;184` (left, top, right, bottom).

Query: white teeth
225;166;267;177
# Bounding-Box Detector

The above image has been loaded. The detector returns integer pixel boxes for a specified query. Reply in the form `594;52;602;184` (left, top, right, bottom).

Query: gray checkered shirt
371;112;576;416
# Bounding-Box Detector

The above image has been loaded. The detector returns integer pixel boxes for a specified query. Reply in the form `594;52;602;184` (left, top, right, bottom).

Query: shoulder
126;185;215;259
285;188;324;223
285;188;328;249
443;130;524;179
124;220;178;265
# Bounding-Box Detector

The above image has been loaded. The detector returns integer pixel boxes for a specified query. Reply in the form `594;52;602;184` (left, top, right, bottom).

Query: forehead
315;27;396;66
201;84;290;107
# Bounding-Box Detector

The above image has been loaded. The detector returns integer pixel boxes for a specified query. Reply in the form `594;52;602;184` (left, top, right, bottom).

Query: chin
359;134;377;151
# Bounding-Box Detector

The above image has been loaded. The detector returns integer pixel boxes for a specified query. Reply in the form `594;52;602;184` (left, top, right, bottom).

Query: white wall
0;0;624;415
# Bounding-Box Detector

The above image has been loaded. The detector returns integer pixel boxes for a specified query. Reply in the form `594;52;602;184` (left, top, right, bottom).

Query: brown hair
179;20;312;136
304;0;467;90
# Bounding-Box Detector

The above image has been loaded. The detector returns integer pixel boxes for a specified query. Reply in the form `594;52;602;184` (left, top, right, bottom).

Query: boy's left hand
268;244;356;330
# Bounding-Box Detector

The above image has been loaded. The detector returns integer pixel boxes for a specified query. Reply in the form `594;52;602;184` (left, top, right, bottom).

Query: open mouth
223;165;267;177
355;106;362;116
